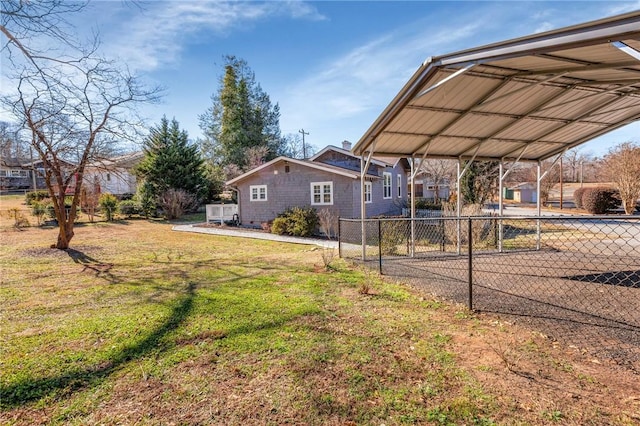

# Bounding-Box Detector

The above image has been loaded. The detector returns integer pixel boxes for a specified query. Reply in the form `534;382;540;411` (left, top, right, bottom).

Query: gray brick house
225;143;409;228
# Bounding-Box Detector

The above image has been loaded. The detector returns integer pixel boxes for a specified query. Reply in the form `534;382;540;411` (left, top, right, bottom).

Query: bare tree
564;148;593;183
416;159;456;202
2;0;161;249
603;142;640;214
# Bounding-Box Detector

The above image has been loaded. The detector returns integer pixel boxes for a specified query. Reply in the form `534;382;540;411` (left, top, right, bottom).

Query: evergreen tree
460;160;500;205
199;55;285;174
136;117;208;205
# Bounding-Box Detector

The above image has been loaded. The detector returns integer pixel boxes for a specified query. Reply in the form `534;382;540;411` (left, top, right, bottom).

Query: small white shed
511;183;537;203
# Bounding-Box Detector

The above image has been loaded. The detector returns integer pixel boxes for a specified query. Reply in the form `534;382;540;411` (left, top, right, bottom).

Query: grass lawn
1;203;639;424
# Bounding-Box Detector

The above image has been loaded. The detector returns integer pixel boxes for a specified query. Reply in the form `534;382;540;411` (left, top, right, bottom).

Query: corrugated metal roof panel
353;11;640;162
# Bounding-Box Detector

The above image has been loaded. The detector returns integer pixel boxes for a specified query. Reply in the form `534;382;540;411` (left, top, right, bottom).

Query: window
397;175;402;198
383;172;392;199
0;170;6;177
364;181;372;203
250;185;267;201
311;181;333;205
106;173;111;182
10;170;28;177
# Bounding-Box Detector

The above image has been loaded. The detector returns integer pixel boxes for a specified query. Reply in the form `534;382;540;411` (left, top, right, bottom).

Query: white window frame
311;181;333;205
249;184;268;201
397;175;402;198
364;181;372;204
383;172;392;199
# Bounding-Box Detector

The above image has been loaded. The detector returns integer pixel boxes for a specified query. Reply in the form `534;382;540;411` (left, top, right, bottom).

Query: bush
414;198;443;210
159;188;197;220
572;187;587;209
31;201;47;225
98;193;119;221
25;190;49;206
118;199;141;218
380;220;408;255
271;207;318;237
581;187;620;214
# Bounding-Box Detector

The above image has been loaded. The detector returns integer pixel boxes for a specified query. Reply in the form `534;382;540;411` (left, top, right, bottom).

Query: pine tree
199;55;285;173
136;117;208;205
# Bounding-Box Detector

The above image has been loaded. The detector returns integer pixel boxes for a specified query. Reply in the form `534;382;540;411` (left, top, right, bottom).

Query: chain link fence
339;216;640;371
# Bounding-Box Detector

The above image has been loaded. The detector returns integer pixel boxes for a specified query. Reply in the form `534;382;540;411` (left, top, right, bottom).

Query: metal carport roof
352;11;640;162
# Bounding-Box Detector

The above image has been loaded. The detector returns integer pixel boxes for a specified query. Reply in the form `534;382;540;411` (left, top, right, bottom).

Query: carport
352;11;640;257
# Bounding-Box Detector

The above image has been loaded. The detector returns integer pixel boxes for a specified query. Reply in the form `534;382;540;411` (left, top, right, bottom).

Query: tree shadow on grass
66;248;119;283
0;282;196;409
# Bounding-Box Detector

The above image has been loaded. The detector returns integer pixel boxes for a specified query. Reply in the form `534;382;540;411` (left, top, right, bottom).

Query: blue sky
75;1;640;157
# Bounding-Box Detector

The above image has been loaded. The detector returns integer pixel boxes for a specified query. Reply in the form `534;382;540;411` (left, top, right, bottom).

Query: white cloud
607;1;640;16
101;1;325;71
278;17;483;140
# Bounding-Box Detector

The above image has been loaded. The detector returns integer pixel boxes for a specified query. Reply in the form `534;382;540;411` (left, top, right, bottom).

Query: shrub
25;190;49;206
271;206;318;237
98;193;119;221
318;208;338;239
415;198;443;210
136;182;157;218
380;220;408;255
30;201;47;225
573;187;587;209
8;208;29;228
118;199;141;218
442;202;492;246
158;188;197;220
581;187;620;214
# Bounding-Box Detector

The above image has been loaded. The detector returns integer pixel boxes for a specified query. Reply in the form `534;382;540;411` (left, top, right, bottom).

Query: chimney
342;140;352;151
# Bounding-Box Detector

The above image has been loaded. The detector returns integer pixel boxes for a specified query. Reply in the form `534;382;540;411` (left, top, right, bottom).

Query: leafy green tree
199;55;285;174
136;117;208;208
460;160;499;205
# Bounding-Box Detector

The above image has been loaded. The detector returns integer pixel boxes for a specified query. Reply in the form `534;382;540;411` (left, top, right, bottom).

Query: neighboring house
0;157;36;191
0;157;75;192
83;152;143;196
225;141;410;227
413;177;451;202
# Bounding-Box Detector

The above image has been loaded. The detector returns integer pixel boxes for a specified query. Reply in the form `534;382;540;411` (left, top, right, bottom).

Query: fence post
468;217;473;311
337;217;342;258
441;218;445;252
378;219;383;275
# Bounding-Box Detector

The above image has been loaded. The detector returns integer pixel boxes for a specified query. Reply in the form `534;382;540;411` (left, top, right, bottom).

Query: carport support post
468;217;473;311
498;161;504;252
360;144;377;261
457;159;462;255
536;160;542;250
410;156;415;257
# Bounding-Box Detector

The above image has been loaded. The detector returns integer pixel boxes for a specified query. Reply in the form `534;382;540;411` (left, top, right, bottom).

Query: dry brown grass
1;214;639;425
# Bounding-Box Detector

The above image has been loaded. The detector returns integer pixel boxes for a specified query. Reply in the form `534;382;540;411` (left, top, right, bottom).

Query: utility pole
299;128;309;159
559;156;563;210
